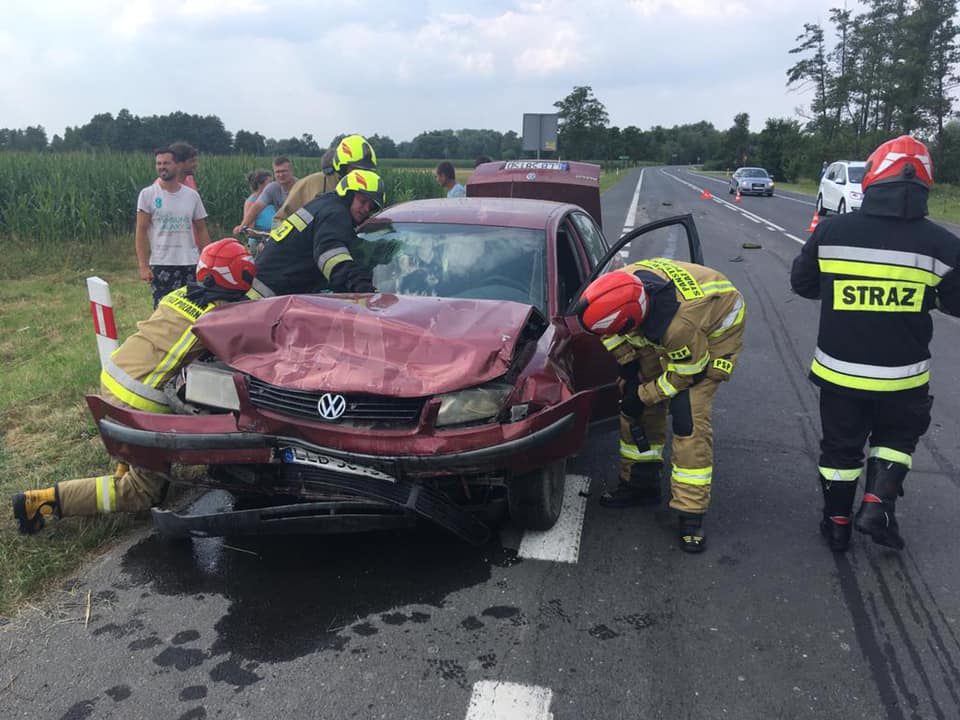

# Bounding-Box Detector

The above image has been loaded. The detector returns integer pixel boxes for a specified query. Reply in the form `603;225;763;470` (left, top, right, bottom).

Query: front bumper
88;389;593;478
740;185;773;195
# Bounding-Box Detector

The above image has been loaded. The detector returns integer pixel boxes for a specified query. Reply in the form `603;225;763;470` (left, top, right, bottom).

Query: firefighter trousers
620;378;720;515
57;465;169;517
818;386;933;482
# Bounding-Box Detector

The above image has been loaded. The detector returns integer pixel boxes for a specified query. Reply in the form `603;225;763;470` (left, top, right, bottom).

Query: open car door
565;213;705;313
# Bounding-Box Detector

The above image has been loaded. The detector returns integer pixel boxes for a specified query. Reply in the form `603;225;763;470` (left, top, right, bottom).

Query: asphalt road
3;167;960;720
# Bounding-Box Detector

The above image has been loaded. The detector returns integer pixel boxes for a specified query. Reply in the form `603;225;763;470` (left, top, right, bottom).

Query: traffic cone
699;188;712;200
734;189;742;204
806;211;820;232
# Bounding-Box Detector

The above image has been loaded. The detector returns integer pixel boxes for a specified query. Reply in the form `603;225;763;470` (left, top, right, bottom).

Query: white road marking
663;169;816;244
621;169;644;235
518;475;590;564
466;681;554;720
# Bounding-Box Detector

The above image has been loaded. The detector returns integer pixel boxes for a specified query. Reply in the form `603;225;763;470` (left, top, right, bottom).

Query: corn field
0;152;445;247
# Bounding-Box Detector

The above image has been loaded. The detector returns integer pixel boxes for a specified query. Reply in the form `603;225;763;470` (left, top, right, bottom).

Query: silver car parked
729;167;775;196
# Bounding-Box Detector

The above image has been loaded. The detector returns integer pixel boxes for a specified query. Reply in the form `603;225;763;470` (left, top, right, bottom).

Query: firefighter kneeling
576;259;745;553
11;238;256;534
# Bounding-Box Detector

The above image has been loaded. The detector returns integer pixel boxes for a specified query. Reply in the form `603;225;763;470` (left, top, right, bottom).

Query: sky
1;0;862;145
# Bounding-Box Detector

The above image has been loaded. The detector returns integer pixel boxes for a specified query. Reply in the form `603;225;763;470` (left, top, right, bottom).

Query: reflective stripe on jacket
791;203;960;396
602;259;745;406
99;287;217;412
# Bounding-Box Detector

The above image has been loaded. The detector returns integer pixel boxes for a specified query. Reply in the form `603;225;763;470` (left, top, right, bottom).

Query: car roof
369;197;578;230
835;160;866;166
736;167;768;172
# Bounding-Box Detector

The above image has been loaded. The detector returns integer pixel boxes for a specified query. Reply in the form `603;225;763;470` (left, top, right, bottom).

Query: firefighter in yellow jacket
576;259;745;552
11;238;257;534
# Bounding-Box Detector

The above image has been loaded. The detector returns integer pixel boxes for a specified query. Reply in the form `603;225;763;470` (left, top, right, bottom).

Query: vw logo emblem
317;393;347;421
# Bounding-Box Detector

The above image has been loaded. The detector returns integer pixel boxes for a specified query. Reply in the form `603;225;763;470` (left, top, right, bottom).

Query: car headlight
436;382;513;427
849;191;862;200
185;364;240;411
740;180;749;187
770;181;775;187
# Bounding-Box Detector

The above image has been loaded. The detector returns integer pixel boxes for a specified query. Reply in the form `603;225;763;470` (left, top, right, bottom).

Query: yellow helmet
336;169;386;209
332;134;378;173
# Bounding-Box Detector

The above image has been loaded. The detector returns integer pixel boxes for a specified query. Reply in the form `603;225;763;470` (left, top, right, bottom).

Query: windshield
741;168;769;178
847;166;866;183
355;222;547;313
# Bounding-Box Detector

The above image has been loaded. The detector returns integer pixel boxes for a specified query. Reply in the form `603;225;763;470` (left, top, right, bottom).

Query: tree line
0;110;524;164
550;0;960;181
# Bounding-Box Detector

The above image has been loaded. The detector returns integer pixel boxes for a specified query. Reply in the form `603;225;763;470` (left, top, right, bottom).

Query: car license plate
279;447;396;483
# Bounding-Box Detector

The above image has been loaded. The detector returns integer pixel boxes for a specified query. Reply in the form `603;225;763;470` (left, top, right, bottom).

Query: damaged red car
88;161;703;544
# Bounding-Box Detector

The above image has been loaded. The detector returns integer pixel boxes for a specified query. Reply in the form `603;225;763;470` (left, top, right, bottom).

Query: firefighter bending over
11;239;256;534
576;259;745;553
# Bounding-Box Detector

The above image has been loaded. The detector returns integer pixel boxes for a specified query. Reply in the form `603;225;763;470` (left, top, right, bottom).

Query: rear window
355;222;547;312
848;166;865;183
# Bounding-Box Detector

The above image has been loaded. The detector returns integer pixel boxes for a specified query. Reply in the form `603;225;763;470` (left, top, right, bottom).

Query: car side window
826;166;837;181
569;212;607;269
556;220;586;314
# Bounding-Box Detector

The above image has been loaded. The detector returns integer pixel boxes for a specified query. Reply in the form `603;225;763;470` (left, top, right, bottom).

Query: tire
838;199;847;214
729;185;734;195
765;191;774;197
508;459;566;531
816;194;827;216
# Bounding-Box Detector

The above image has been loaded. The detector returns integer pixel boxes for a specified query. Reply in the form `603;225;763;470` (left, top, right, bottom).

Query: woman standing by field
243;169;276;232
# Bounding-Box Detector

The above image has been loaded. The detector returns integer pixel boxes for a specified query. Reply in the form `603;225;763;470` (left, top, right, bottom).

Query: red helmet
197;238;256;292
575;271;648;335
862;135;933;190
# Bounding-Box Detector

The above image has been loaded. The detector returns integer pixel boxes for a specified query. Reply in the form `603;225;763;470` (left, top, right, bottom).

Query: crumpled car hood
192;294;539;397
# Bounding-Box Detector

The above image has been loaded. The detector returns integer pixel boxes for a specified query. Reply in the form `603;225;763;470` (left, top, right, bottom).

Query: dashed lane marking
517;475;590;564
683;169;816;206
663;169;812;244
465;681;554;720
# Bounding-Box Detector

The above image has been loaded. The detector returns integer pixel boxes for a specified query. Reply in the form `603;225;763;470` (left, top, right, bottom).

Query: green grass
0;241;151;618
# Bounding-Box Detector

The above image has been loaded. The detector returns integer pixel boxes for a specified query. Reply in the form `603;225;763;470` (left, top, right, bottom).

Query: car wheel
766;191;774;197
838;199;847;214
508;458;566;531
729;185;734;195
816;194;827;216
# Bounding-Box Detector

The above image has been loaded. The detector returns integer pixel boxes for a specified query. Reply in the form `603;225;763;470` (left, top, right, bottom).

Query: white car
817;161;866;215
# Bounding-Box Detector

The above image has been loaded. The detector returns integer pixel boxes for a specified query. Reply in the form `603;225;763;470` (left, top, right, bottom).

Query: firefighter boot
600;463;663;508
819;475;857;553
855;457;907;550
677;512;706;553
11;486;60;535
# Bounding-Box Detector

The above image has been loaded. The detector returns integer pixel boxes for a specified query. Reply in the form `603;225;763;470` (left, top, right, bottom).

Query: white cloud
110;0;155;37
1;1;864;142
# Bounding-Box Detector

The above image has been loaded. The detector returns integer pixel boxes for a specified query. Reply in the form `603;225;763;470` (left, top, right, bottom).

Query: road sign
522;114;558;158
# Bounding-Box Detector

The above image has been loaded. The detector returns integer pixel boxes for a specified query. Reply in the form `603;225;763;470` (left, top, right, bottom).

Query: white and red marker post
86;276;118;368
